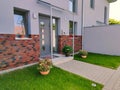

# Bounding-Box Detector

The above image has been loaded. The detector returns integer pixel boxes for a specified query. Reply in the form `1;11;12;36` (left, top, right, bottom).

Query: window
69;0;77;12
69;21;77;35
104;6;107;24
14;9;29;38
90;0;95;9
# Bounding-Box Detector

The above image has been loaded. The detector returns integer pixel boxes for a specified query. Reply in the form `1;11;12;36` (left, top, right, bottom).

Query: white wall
0;0;14;34
41;0;68;10
83;25;120;55
0;0;82;35
0;0;110;35
84;0;109;27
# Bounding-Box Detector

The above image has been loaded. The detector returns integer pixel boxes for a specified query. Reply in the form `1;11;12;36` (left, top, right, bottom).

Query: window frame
14;8;29;38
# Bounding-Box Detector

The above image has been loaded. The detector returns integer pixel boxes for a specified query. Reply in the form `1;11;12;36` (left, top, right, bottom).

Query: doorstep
52;56;73;65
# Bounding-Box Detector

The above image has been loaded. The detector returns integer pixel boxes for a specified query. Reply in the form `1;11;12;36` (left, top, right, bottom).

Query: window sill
15;37;32;40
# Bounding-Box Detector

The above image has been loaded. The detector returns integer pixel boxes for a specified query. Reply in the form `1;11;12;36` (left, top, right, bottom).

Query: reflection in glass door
52;18;58;53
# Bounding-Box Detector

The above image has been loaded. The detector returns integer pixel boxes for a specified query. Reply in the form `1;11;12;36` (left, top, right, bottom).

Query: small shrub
62;45;73;56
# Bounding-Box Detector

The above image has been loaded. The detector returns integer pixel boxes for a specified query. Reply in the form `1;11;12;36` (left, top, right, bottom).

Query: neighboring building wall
83;25;120;55
84;0;109;27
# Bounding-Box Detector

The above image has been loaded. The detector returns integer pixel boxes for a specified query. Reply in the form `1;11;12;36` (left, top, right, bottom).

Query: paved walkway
53;57;120;90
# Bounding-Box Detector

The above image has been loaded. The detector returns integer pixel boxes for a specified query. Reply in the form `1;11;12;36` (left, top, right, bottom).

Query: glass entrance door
52;18;58;53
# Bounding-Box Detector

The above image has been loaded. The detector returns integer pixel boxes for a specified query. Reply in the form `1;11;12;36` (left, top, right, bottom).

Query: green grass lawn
0;65;103;90
74;53;120;69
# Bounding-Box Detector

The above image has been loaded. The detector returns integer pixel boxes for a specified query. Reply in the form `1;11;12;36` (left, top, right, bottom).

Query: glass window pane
69;0;73;12
42;29;44;33
69;0;76;12
42;34;44;39
90;0;95;9
69;21;77;35
14;14;26;35
69;21;73;34
42;40;45;45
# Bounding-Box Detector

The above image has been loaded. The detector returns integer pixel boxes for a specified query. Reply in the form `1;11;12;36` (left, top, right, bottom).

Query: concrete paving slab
55;60;115;85
103;67;120;90
52;56;73;65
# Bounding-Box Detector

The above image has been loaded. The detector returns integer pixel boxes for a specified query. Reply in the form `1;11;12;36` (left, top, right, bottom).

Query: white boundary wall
83;25;120;55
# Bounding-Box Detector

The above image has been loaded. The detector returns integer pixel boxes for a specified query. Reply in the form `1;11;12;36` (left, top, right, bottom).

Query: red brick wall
58;35;82;53
0;34;82;71
0;34;40;71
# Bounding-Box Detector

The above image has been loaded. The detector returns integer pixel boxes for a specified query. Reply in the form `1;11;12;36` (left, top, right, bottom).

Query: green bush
62;45;73;54
109;18;120;25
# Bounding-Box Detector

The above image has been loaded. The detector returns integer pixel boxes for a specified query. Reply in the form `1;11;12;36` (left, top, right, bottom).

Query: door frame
39;13;60;58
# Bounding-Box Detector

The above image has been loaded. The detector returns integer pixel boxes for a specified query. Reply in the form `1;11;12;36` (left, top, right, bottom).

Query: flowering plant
37;58;52;72
79;50;88;56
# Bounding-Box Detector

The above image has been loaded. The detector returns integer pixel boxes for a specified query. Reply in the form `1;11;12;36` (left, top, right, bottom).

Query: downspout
81;0;84;50
73;13;75;57
50;6;53;59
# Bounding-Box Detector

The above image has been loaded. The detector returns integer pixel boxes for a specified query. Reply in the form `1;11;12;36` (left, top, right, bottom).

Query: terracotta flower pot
40;70;50;75
81;55;87;58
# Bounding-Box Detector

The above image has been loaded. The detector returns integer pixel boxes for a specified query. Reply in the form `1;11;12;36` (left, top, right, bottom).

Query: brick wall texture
0;34;82;71
0;34;40;71
58;35;82;53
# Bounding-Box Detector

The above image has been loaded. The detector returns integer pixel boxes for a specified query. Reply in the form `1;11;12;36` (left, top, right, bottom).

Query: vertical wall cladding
58;35;82;53
0;34;40;71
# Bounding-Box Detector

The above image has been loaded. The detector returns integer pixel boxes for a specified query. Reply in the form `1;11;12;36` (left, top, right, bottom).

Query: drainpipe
73;13;75;57
50;6;53;59
81;0;84;50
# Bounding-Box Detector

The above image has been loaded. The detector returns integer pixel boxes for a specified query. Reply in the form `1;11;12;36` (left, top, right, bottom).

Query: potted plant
62;45;73;57
37;58;52;75
79;50;88;58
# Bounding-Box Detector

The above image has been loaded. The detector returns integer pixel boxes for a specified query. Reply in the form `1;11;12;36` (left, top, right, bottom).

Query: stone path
103;67;120;90
53;58;120;90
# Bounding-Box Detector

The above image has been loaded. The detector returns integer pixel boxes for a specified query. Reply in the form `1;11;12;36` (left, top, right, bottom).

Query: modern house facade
0;0;116;71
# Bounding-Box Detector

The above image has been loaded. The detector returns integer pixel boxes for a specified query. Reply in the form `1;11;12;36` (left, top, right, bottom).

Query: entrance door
39;15;51;57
